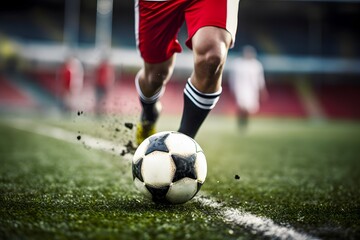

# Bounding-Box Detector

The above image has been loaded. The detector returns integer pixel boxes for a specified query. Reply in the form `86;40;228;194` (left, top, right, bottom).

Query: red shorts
135;0;239;63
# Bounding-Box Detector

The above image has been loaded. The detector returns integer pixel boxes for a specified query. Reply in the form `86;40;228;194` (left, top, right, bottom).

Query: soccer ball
132;131;207;204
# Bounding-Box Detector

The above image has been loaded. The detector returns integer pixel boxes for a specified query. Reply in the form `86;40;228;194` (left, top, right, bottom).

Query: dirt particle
124;141;136;155
119;141;136;156
234;174;240;180
115;128;120;132
77;135;81;140
124;122;134;130
120;150;126;156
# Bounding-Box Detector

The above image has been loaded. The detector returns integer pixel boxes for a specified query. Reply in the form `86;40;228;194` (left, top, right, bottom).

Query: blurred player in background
95;55;115;115
229;45;268;129
134;0;240;144
0;34;21;73
59;54;84;112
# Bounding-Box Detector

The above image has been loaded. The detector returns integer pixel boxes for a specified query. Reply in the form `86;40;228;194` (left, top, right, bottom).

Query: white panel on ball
195;152;207;183
142;152;176;187
165;133;196;155
166;178;198;204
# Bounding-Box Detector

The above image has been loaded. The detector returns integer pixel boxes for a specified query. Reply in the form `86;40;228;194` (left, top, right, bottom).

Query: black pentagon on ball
145;133;170;155
145;185;171;204
171;153;197;182
132;158;143;182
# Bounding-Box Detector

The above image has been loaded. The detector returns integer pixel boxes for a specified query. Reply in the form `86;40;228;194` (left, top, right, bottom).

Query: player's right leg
135;57;175;145
178;26;232;138
177;0;239;138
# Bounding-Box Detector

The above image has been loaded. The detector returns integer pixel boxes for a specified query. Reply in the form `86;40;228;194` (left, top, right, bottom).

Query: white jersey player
229;45;268;127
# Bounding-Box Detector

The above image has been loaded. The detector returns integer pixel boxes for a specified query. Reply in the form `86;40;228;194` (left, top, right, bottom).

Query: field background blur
1;0;359;120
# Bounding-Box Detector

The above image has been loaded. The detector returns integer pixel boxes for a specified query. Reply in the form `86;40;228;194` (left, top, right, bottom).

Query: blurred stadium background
1;1;360;239
0;0;359;120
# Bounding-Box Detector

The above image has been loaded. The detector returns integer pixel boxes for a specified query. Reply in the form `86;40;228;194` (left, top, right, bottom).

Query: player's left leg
135;56;176;145
178;26;232;138
134;0;185;144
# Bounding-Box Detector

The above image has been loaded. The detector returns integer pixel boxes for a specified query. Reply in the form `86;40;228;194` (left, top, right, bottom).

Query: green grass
0;115;360;239
196;118;360;239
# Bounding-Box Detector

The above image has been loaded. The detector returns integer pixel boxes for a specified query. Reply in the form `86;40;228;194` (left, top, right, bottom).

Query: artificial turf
0;115;359;239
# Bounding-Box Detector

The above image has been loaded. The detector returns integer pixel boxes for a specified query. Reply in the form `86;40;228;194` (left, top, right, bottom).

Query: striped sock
178;79;222;138
135;71;164;123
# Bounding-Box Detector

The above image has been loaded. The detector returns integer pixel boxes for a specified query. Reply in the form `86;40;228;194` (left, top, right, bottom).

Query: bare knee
195;45;224;78
192;27;232;92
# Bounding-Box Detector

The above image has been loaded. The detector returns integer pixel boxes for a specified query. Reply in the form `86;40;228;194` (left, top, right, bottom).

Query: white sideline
7;119;319;240
8;119;133;162
195;197;318;240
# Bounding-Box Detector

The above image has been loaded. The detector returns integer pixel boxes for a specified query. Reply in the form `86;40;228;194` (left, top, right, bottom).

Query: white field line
8;119;133;161
195;197;319;240
7;119;319;240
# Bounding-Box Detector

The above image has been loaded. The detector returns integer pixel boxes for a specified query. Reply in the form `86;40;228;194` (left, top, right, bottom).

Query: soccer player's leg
134;0;184;145
135;57;175;145
178;0;239;138
178;26;233;138
135;102;160;145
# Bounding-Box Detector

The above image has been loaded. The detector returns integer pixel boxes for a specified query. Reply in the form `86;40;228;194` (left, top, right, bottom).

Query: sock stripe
184;79;221;110
184;88;215;109
185;84;221;105
186;79;222;99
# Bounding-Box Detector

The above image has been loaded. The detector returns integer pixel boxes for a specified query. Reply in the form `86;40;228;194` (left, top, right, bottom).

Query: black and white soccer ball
132;131;207;204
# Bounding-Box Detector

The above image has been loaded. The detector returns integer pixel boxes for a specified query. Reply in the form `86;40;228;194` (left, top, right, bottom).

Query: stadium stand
29;71;61;96
314;81;360;119
0;76;36;108
0;0;359;120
